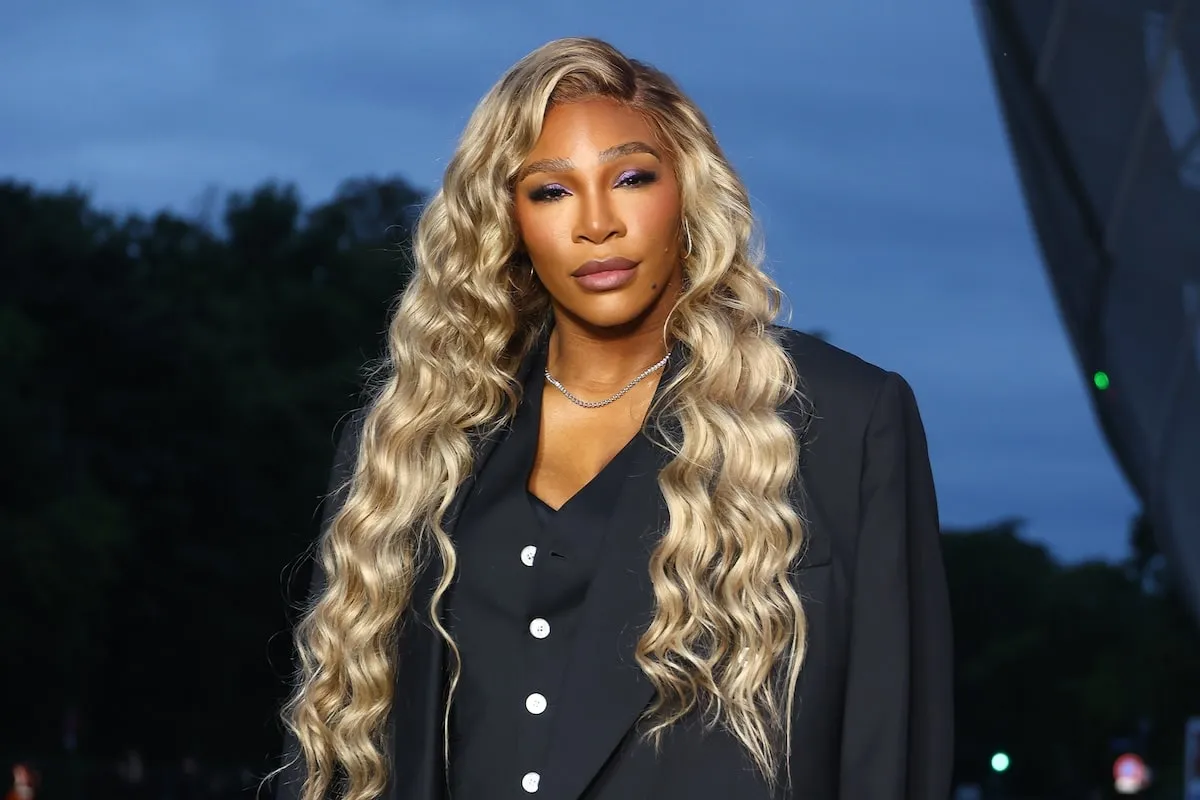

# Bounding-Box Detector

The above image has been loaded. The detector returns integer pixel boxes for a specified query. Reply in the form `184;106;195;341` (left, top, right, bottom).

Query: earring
508;261;540;297
682;219;693;259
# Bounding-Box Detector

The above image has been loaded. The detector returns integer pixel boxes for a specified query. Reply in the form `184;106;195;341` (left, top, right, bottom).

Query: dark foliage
1;177;420;772
947;517;1200;796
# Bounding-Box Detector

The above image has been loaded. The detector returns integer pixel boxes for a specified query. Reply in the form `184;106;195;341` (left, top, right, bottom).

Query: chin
558;293;659;332
566;307;649;332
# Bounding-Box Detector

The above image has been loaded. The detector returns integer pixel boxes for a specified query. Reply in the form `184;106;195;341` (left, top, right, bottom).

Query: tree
945;517;1200;796
1;176;420;766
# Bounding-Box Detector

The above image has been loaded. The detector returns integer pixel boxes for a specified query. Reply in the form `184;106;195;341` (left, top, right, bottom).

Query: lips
571;257;639;277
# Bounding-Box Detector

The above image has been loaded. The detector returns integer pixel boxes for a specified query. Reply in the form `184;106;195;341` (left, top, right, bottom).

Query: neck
545;319;670;392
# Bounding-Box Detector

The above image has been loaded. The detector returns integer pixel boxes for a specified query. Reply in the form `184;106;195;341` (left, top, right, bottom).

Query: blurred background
2;0;1197;798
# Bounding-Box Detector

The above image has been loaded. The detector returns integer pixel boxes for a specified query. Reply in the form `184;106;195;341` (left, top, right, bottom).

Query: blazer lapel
390;340;544;800
536;355;682;800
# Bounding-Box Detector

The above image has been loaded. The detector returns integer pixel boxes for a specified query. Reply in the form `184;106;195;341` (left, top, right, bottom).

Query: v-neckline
522;335;662;514
526;427;646;514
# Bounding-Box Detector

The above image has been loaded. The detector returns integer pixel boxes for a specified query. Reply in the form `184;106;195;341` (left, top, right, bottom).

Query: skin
513;98;686;508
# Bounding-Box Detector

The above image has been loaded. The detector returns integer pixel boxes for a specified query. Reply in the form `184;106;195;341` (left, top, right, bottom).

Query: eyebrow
516;140;661;183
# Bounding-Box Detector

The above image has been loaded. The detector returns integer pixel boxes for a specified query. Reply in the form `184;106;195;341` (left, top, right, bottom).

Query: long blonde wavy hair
280;36;808;800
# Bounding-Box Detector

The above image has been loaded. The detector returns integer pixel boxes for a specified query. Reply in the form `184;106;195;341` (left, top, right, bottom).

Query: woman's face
514;98;684;332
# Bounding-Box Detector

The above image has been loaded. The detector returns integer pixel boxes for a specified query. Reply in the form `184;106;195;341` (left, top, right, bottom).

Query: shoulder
769;325;910;438
768;326;929;554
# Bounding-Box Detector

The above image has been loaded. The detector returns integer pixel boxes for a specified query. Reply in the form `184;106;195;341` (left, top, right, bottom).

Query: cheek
515;202;572;261
626;186;681;250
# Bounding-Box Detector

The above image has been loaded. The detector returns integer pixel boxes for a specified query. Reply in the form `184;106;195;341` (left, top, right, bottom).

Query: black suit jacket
276;327;954;799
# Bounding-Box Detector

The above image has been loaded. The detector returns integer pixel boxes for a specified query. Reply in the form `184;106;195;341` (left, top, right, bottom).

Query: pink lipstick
571;257;639;291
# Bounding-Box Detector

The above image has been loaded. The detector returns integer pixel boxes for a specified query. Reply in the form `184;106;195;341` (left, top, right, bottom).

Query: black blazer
276;327;954;800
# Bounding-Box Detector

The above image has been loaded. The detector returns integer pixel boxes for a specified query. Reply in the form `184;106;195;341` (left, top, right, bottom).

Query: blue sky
0;0;1141;561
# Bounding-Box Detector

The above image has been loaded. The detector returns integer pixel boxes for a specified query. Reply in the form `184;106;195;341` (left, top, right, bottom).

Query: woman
275;37;953;800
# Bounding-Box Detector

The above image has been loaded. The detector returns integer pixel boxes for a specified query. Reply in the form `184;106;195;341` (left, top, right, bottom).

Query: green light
1093;371;1110;391
991;752;1010;773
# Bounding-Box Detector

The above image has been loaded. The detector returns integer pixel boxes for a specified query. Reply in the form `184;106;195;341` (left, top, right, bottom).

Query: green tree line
1;179;1197;798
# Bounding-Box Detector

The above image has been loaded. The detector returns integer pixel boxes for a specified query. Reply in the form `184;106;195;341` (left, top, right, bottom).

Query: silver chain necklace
545;353;670;409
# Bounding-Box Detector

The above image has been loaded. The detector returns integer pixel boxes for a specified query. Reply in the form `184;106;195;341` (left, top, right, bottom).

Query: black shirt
443;341;652;798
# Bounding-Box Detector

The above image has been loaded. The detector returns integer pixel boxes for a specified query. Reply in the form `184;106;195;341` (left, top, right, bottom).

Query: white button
521;772;540;793
525;692;547;714
520;545;537;567
529;618;550;639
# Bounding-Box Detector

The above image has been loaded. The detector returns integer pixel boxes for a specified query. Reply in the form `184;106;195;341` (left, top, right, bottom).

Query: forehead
525;98;660;159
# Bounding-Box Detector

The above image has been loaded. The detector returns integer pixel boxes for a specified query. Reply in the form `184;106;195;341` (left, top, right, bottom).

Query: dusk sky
0;0;1141;561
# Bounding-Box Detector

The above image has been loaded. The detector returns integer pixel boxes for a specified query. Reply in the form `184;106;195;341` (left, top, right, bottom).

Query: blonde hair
280;36;808;800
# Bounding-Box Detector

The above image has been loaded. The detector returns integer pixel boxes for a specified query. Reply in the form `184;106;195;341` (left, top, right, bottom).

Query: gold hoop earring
508;261;533;293
682;219;693;259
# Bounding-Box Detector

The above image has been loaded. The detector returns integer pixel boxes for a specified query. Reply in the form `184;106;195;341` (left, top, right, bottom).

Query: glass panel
978;0;1200;621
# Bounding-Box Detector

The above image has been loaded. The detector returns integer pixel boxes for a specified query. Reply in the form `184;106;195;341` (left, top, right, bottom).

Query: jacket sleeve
838;372;954;799
274;412;364;800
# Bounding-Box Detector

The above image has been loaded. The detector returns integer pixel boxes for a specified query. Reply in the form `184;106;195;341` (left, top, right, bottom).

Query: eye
616;169;657;188
527;183;569;203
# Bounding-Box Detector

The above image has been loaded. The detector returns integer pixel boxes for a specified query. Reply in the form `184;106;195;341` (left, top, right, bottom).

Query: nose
572;190;625;245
